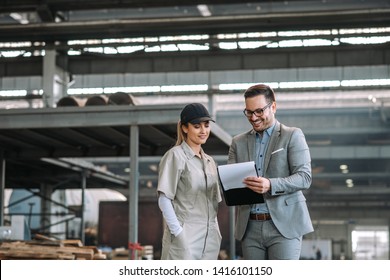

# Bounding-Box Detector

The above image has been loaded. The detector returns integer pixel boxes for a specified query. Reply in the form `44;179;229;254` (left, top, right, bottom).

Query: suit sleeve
269;128;312;195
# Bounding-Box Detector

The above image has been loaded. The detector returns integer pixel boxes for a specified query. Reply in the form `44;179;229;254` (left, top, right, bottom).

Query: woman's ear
182;123;189;134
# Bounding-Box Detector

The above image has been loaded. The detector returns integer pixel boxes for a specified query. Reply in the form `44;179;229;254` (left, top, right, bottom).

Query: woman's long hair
175;121;187;146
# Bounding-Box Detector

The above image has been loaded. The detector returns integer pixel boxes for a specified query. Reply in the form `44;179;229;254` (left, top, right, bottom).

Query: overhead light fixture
340;164;349;174
197;5;212;17
10;12;29;24
340;164;348;170
0;90;27;97
368;95;377;103
149;164;158;172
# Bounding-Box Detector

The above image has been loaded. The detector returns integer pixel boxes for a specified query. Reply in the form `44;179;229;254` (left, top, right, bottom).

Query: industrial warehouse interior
0;0;389;261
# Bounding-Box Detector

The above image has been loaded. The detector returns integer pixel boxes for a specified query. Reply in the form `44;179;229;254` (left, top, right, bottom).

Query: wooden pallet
0;238;106;260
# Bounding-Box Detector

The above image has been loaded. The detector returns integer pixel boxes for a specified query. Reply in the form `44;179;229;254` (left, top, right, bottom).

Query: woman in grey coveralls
157;103;222;260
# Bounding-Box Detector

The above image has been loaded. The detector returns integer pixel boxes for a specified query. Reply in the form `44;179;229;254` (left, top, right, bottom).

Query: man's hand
243;176;271;194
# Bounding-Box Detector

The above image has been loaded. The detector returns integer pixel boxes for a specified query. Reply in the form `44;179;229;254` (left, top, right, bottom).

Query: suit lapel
264;121;281;168
247;130;256;162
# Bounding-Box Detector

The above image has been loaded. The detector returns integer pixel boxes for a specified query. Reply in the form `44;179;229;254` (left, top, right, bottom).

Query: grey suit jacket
228;121;314;240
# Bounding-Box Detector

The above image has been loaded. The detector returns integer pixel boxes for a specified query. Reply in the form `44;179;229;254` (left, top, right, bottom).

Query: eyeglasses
243;102;272;118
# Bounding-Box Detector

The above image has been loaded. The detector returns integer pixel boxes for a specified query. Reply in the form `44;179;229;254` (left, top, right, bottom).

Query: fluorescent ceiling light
0;90;27;97
197;5;212;17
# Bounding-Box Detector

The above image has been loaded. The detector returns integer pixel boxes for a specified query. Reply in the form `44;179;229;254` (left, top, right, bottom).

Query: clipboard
217;161;265;206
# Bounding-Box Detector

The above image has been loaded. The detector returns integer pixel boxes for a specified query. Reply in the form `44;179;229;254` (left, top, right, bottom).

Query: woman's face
182;121;211;147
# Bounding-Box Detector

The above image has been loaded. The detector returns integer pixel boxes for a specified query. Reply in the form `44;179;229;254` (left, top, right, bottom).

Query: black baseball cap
180;103;215;124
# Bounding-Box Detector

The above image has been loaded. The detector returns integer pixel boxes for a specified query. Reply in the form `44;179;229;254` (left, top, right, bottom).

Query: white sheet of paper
217;161;258;191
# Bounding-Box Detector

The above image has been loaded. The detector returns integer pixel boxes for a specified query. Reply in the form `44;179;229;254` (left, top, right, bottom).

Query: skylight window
2;26;389;57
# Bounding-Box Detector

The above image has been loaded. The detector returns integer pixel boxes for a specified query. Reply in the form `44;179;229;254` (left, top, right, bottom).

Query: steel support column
80;170;87;245
129;125;139;259
0;156;4;226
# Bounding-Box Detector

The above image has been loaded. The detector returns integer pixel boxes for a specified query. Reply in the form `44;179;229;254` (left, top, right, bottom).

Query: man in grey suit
228;84;313;260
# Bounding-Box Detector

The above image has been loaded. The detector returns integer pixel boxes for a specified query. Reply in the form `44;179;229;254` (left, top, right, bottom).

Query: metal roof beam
0;9;390;42
0;104;183;129
311;145;390;160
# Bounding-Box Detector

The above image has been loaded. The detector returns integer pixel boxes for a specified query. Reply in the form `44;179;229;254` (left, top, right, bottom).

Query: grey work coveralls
157;141;222;260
